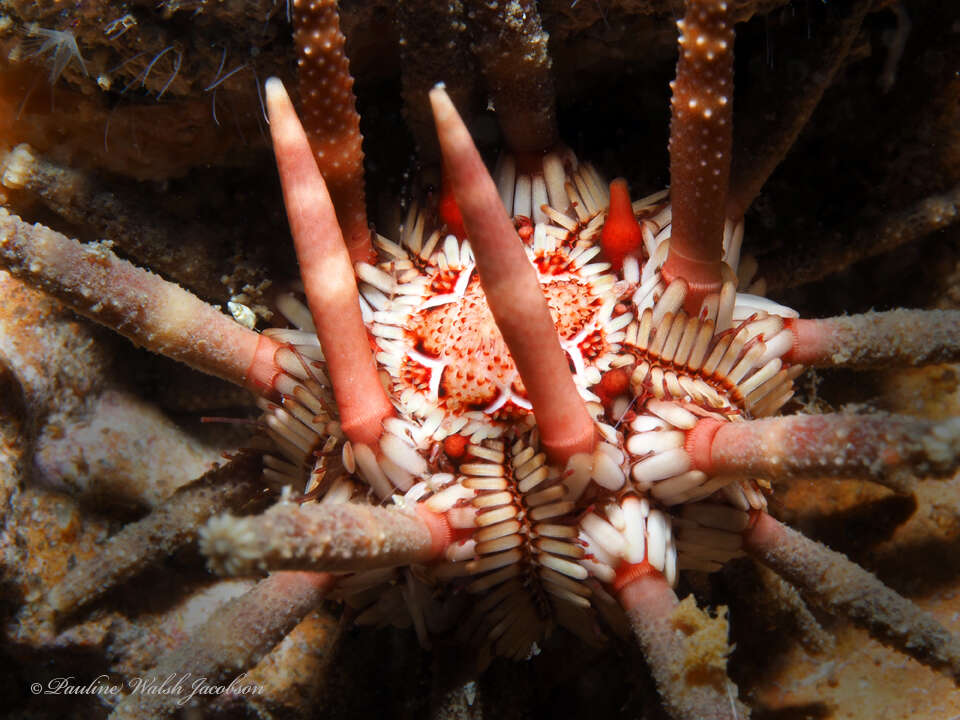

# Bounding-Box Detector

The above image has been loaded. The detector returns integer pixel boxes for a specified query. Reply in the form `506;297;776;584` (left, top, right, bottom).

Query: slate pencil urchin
1;0;960;719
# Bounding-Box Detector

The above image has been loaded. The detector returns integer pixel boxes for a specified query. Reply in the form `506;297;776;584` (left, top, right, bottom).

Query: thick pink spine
266;78;393;448
617;573;747;719
0;209;282;396
785;311;960;368
686;413;960;490
48;452;265;619
661;0;734;313
293;0;372;263
744;511;960;683
202;502;452;575
111;571;333;719
429;86;596;464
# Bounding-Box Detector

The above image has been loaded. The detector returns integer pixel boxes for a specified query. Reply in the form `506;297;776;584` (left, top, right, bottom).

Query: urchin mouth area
384;241;617;421
405;274;527;415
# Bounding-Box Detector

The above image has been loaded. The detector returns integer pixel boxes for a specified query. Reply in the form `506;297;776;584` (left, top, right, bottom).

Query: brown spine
467;0;558;153
663;0;734;309
293;0;371;262
746;512;960;684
